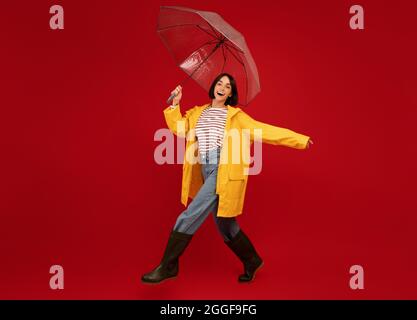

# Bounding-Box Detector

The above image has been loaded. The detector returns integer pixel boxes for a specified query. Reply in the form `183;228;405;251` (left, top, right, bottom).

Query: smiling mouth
217;92;225;96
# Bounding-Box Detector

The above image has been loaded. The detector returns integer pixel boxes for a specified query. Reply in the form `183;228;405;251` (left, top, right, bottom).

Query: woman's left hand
306;139;314;149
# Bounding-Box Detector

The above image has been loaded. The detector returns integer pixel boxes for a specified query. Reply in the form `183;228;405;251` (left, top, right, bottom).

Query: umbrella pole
166;41;224;104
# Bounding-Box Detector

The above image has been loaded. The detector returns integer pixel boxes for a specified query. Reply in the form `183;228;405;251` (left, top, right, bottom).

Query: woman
141;73;313;284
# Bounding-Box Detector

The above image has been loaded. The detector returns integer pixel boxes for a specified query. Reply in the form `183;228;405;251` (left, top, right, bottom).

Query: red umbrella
157;6;261;106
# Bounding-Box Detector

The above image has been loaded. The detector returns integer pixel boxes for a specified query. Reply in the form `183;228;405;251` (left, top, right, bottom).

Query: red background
1;0;416;299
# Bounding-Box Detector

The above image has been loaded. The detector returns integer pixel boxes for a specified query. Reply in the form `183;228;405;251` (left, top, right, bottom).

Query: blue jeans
173;147;240;241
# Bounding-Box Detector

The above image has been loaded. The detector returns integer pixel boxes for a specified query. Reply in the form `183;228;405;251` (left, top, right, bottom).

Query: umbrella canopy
157;6;261;106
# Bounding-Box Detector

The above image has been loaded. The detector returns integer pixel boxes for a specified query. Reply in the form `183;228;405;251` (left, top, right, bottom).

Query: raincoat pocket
227;166;245;199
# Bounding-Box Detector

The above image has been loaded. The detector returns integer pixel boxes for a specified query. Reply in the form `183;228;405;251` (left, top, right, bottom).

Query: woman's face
213;76;232;104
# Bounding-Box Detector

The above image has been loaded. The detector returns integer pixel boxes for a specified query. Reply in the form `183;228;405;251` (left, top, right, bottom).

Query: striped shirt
195;105;228;154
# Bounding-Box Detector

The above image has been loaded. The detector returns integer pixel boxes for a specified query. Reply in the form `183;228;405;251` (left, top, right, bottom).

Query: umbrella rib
157;23;200;32
196;25;219;40
159;24;219;42
221;44;227;73
207;22;222;40
224;45;244;66
186;39;219;60
224;42;245;54
239;50;250;106
242;58;249;105
225;45;249;104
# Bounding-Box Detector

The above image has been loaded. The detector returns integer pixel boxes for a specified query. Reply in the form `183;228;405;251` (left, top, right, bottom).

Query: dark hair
208;73;238;106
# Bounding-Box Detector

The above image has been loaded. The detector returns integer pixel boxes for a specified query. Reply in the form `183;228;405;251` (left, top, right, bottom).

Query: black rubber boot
225;230;264;282
141;230;193;284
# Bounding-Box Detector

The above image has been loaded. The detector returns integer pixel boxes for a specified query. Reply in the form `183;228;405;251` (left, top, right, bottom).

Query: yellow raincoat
163;103;310;217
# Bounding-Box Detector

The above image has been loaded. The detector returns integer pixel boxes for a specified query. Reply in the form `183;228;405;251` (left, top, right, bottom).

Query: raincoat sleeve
163;104;194;138
237;111;310;149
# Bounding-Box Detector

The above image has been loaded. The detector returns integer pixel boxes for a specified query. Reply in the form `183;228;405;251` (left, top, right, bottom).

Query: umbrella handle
166;92;177;105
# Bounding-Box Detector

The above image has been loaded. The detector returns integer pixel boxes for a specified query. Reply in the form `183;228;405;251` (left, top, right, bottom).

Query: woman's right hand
171;85;182;106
